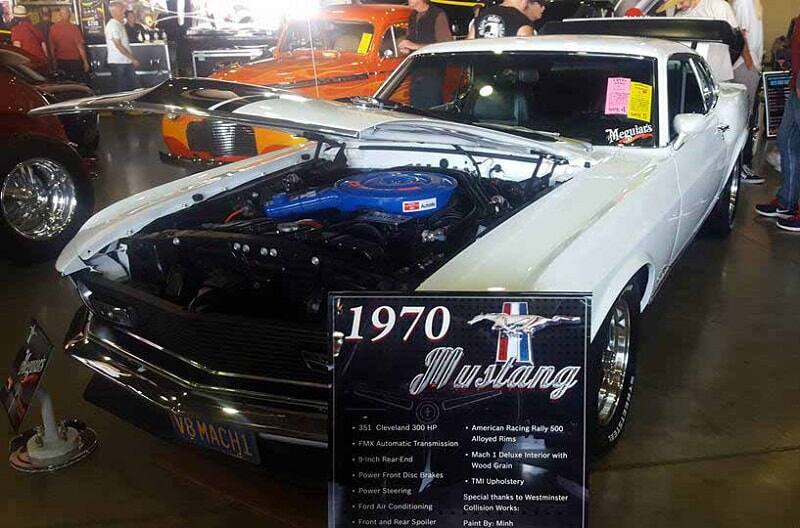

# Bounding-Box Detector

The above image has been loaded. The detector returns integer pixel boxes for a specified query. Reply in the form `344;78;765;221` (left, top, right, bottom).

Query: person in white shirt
732;0;765;183
675;0;739;82
105;1;140;92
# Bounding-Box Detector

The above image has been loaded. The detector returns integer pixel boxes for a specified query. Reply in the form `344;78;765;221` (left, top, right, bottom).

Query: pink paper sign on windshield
605;77;631;115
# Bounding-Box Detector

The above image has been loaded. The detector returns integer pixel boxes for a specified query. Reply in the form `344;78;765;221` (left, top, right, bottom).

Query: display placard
330;293;591;528
763;71;792;138
1;322;54;432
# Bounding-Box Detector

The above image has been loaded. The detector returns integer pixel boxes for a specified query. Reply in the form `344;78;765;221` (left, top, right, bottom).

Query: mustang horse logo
467;302;581;364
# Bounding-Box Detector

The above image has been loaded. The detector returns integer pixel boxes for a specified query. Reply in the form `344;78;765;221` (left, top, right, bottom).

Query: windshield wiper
474;122;593;152
344;96;458;121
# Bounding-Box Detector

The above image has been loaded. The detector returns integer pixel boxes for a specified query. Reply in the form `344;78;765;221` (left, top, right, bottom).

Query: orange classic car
162;3;412;164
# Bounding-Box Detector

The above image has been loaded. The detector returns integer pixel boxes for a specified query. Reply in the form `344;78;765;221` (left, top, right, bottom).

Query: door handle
717;124;730;133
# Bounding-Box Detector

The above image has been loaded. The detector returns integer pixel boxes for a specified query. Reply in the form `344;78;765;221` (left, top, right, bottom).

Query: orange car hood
211;52;368;90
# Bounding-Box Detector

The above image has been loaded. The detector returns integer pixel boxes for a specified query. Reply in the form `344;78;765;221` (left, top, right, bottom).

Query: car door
366;23;407;94
668;54;727;255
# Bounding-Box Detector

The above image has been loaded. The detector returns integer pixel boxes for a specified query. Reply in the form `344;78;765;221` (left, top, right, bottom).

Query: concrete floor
1;116;798;527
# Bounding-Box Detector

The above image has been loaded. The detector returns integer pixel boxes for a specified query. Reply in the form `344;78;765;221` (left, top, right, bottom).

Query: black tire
0;136;94;262
704;158;741;237
589;282;640;456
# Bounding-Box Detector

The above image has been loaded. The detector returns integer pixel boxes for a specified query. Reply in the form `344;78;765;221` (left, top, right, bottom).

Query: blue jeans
108;63;140;93
777;92;800;210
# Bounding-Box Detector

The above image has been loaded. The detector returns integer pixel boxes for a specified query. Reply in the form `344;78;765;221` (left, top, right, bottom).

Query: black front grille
186;120;258;158
82;274;328;386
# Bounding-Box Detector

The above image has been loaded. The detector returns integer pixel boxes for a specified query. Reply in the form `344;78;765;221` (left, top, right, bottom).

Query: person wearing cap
10;6;48;62
105;1;141;92
49;7;90;83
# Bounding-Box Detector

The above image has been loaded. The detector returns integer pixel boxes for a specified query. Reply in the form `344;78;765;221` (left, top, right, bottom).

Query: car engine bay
112;159;557;324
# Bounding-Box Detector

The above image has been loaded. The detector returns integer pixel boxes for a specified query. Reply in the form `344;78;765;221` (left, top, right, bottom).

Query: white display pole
9;388;97;473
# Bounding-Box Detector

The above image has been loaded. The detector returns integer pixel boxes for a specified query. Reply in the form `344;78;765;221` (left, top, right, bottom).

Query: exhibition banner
330;294;591;528
1;321;54;432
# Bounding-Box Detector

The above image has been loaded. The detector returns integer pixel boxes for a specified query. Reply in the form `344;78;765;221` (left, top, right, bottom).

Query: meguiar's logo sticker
357;33;373;54
606;124;654;145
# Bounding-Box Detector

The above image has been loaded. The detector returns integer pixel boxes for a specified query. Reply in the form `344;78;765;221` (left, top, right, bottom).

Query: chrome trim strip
118;325;330;389
86;331;328;409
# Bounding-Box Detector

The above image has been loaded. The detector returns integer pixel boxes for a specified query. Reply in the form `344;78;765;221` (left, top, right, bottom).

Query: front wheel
589;283;640;455
0;136;94;262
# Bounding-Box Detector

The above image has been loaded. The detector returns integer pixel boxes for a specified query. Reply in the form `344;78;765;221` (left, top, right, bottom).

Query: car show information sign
1;321;54;432
330;294;591;528
763;70;792;138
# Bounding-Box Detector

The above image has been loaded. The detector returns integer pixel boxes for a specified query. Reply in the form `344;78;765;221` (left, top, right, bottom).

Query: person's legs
734;64;764;183
122;64;140;91
57;60;87;84
776;94;800;210
756;93;800;218
107;63;124;92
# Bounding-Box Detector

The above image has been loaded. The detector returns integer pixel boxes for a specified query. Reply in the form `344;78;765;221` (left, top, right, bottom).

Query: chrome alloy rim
1;158;77;240
728;165;740;228
597;297;631;427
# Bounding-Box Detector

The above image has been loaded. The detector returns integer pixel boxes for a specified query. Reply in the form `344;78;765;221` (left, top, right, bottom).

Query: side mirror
672;113;705;150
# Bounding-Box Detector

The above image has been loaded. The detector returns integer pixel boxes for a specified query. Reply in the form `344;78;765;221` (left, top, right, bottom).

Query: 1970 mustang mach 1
162;3;411;164
34;33;747;460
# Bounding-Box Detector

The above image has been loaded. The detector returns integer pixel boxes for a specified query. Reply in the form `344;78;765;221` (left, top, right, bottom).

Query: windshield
376;52;659;147
280;20;375;54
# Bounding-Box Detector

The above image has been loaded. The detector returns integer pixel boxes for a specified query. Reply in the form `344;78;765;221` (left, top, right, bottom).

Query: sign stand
9;388;98;473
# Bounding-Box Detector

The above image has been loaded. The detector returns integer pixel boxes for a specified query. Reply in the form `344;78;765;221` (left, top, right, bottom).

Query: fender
592;258;653;340
0;114;68;142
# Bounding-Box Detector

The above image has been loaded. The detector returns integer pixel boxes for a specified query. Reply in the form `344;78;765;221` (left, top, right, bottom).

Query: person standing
473;0;534;39
49;7;90;83
733;0;765;184
398;0;452;109
674;0;739;82
755;15;800;231
124;9;144;43
10;6;48;62
105;1;140;92
524;0;546;34
398;0;451;55
35;7;52;47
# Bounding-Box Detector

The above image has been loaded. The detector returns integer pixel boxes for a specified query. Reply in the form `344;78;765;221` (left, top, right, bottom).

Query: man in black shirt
474;0;534;38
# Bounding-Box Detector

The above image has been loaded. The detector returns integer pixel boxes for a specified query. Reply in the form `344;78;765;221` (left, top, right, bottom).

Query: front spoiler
64;309;329;448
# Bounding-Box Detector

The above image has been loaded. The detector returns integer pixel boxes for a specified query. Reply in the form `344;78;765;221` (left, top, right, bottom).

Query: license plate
169;413;260;464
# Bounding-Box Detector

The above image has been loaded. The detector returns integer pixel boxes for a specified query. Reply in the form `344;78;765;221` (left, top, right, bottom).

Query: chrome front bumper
65;309;329;448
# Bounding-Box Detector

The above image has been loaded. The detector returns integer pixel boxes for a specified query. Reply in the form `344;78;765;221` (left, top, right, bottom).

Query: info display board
1;322;54;432
330;294;591;528
763;71;792;138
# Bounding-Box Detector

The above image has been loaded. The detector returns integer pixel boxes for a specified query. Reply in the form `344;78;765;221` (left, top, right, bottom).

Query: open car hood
29;77;588;160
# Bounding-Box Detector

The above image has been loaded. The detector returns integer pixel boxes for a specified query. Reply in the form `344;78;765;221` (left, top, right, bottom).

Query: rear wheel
590;283;640;455
704;159;741;237
0;137;94;262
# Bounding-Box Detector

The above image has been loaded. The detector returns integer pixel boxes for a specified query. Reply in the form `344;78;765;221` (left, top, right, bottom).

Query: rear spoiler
28;77;360;140
541;17;740;48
